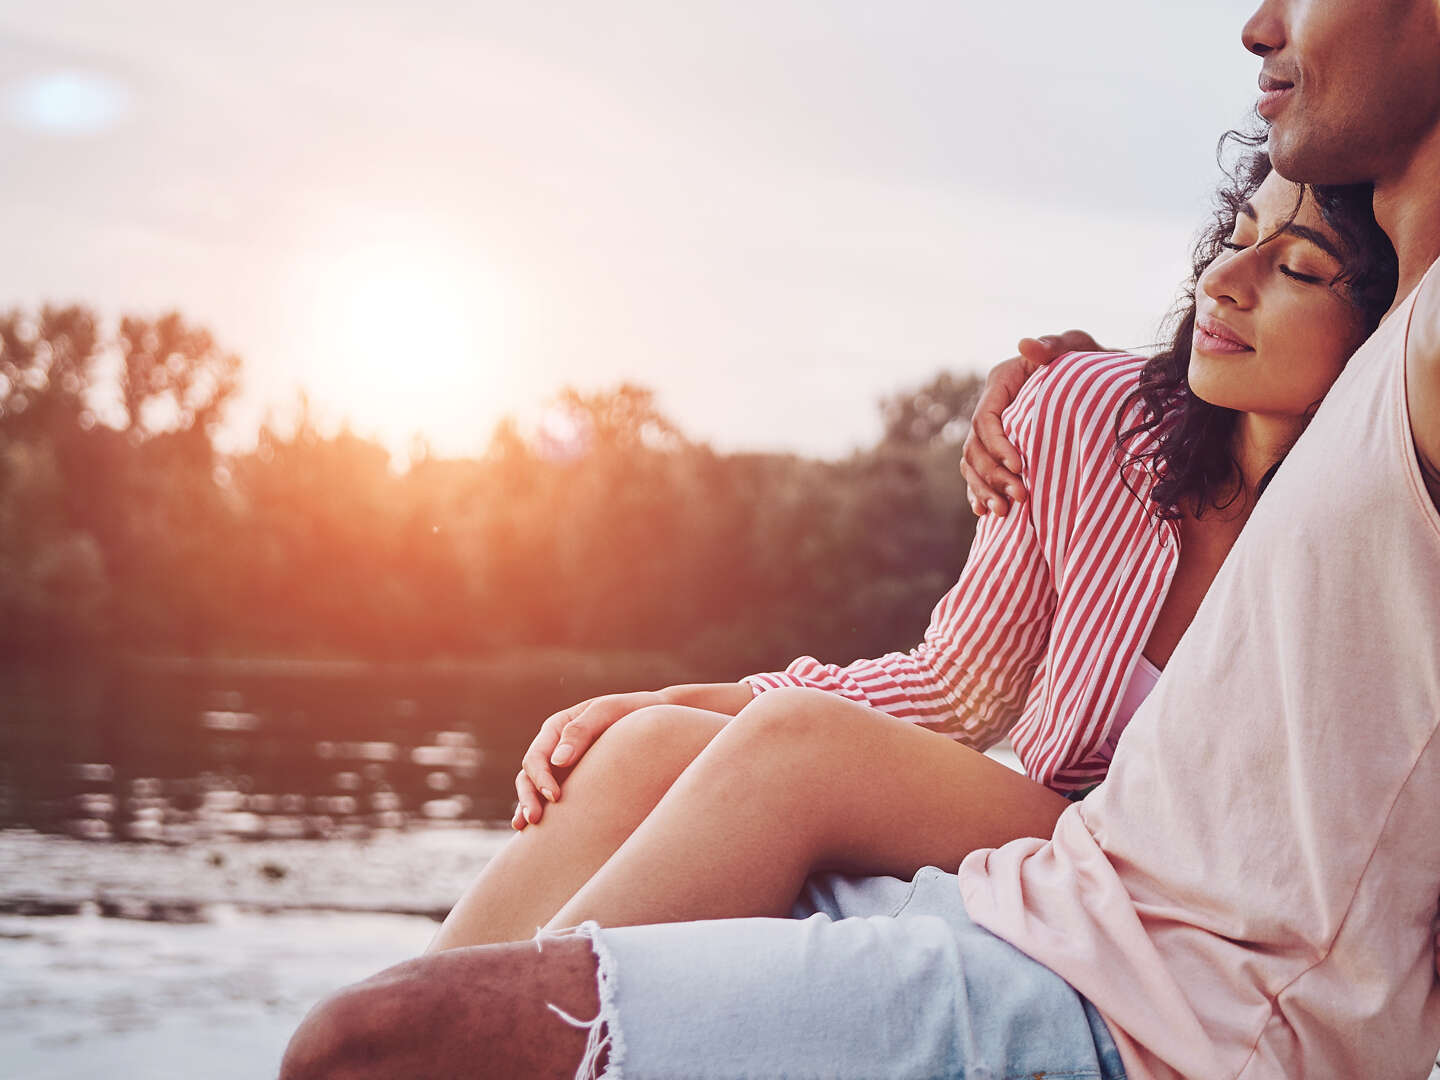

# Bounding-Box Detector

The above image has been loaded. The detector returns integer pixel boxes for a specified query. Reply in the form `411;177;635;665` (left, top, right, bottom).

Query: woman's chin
1185;363;1233;410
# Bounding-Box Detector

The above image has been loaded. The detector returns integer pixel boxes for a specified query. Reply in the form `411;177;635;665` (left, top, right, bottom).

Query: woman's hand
961;330;1100;518
512;682;755;829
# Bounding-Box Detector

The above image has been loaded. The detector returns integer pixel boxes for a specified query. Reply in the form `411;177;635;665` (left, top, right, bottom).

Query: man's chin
1267;127;1370;187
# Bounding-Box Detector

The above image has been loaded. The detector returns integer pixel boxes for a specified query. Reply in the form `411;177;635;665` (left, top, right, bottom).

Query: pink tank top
958;259;1440;1079
1096;654;1161;764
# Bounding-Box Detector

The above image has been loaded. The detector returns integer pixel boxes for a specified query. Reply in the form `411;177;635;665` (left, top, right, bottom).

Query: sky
1;1;1266;461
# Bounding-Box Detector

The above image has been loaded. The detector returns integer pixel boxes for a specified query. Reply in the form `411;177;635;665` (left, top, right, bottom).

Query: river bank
0;825;509;1079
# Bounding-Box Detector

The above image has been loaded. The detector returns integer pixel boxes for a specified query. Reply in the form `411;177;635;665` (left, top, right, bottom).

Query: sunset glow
299;239;507;453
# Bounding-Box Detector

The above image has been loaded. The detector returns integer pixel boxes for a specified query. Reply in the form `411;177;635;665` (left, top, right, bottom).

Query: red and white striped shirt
745;351;1180;793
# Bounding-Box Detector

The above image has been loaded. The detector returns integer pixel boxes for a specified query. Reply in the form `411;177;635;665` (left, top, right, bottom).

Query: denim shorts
544;866;1127;1080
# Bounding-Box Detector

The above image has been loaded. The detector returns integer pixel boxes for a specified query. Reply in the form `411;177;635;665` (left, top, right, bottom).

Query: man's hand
512;682;755;829
961;330;1101;518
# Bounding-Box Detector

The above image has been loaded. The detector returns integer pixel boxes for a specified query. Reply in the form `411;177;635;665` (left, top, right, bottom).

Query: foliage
0;305;983;678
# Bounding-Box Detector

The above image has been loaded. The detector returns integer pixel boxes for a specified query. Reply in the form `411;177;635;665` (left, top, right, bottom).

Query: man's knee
281;937;603;1080
279;956;464;1080
280;977;390;1080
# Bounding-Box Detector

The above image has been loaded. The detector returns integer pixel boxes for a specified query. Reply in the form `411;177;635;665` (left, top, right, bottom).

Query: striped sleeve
743;362;1080;751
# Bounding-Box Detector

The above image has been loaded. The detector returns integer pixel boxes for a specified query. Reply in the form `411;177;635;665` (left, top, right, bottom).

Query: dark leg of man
279;935;602;1080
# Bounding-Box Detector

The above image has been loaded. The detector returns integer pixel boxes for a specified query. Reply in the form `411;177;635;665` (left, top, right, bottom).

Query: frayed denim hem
534;921;625;1080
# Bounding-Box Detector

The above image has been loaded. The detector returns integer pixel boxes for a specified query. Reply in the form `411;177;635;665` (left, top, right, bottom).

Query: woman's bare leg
546;687;1070;930
427;705;729;950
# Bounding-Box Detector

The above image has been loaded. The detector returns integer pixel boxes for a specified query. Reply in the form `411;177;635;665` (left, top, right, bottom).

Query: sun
298;235;508;458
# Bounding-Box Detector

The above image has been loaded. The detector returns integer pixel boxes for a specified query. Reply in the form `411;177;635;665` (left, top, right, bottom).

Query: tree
116;312;240;441
878;371;985;448
0;306;241;654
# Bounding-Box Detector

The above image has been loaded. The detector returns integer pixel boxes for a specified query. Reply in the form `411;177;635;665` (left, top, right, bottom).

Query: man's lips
1193;314;1253;355
1257;72;1295;121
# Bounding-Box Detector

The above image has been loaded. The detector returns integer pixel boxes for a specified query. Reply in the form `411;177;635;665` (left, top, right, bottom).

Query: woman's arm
745;377;1066;754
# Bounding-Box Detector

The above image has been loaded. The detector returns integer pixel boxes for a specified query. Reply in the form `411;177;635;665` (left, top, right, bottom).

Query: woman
428;143;1398;949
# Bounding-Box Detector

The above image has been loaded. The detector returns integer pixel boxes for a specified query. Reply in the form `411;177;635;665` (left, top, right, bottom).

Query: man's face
1242;0;1440;184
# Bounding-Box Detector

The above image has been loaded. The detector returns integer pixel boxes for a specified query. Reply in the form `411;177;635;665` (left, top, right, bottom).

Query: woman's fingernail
541;787;556;802
523;806;534;824
551;746;573;767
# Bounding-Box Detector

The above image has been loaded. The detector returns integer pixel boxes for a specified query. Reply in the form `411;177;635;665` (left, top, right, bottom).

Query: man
281;2;1440;1076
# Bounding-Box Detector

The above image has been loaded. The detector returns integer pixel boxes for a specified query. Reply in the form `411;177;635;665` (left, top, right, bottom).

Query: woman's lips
1193;315;1253;356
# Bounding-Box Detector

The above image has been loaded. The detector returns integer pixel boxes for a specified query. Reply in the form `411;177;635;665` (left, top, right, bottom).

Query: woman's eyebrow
1280;223;1343;262
1238;201;1342;261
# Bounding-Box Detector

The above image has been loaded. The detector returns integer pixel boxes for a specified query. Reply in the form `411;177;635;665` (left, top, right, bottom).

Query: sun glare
298;237;508;458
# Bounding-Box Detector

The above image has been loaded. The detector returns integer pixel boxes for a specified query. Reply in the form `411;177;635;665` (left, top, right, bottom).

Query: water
0;652;687;1076
0;907;437;1080
0;825;511;1080
0;652;698;841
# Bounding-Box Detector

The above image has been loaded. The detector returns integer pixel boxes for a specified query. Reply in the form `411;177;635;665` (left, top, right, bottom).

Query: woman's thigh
706;686;1070;879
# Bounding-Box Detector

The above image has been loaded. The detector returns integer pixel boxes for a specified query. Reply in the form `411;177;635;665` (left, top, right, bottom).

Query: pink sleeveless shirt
958;260;1440;1079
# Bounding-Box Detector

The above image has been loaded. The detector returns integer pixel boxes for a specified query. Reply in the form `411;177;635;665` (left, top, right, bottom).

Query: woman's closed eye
1219;239;1331;286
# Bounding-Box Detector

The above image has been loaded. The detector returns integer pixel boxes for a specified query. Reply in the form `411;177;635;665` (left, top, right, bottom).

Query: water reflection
0;660;560;841
3;653;697;842
53;722;496;843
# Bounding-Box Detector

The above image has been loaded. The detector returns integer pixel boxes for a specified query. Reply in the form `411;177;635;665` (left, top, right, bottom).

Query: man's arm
961;330;1100;517
1406;270;1440;984
1406;270;1440;511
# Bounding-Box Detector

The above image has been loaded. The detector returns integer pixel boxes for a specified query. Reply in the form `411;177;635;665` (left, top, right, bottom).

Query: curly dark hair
1114;130;1399;519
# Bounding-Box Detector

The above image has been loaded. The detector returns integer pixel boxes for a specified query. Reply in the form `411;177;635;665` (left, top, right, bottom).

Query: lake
0;826;509;1080
0;651;693;1077
0;652;705;842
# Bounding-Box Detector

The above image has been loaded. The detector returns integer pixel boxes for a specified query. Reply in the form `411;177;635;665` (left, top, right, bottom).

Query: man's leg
279;935;604;1080
282;876;1124;1080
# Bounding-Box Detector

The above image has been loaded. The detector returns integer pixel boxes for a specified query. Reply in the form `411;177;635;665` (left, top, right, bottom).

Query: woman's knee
565;703;724;798
592;703;720;762
729;686;855;747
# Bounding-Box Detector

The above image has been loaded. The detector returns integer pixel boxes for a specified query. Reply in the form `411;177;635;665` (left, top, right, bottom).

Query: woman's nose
1200;249;1256;309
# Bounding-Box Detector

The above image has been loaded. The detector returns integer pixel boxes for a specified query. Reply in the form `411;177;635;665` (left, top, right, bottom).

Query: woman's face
1189;172;1369;420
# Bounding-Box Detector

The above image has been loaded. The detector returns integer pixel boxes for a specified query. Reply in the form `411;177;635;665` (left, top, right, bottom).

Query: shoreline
0;824;512;924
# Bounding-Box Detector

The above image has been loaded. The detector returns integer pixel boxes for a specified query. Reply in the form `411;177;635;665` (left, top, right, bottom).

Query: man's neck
1374;121;1440;307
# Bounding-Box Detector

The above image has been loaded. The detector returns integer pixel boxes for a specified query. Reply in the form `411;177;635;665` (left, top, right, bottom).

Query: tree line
0;305;985;678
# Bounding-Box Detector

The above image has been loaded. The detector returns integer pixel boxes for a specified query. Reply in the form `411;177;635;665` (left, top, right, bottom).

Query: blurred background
2;2;1270;1077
